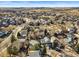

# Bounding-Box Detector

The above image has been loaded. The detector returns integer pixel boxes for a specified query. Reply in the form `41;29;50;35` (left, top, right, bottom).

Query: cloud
0;1;79;7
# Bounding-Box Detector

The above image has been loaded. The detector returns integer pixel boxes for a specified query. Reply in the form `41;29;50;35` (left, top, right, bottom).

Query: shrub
11;34;17;43
34;44;41;50
75;44;79;54
7;46;18;55
31;44;41;50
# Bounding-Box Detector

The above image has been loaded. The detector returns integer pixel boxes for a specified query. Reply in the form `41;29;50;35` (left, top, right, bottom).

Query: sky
0;1;79;7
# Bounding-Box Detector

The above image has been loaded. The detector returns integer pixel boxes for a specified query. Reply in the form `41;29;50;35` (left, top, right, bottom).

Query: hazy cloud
0;1;79;7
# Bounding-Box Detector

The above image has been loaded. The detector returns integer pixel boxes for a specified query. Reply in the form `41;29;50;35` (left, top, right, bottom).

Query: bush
7;46;13;55
7;46;18;55
75;44;79;54
34;44;41;50
11;34;17;43
12;46;18;55
31;44;41;50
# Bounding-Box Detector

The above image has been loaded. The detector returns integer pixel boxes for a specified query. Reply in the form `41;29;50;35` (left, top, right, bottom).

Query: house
52;39;65;52
40;36;52;49
0;30;11;38
66;33;78;47
54;31;66;38
40;36;50;44
1;21;9;27
68;27;77;34
0;31;5;37
18;30;27;39
9;19;16;25
66;33;74;43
